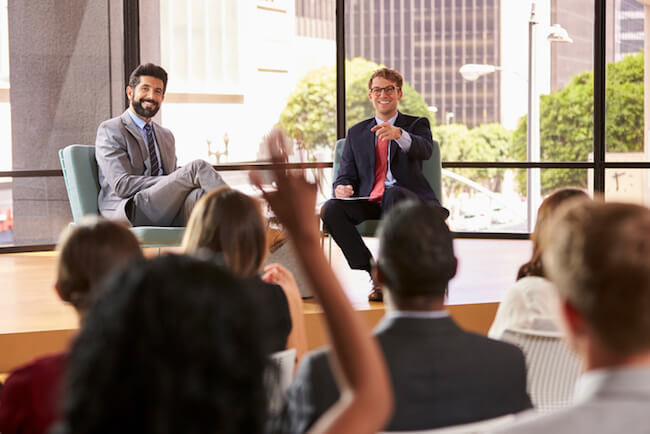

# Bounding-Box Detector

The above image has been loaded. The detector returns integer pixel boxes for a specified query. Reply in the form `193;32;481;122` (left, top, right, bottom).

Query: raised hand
250;128;319;242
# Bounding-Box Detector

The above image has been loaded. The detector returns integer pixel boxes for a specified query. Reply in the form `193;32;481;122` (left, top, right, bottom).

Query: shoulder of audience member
0;353;65;399
460;329;528;362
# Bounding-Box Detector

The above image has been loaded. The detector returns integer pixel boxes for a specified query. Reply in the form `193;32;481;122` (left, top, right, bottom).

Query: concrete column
8;0;124;244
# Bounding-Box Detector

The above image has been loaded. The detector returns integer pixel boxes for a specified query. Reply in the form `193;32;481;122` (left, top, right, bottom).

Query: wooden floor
0;239;531;374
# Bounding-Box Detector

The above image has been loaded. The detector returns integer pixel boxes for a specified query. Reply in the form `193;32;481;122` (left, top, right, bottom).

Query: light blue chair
330;137;443;237
59;144;185;247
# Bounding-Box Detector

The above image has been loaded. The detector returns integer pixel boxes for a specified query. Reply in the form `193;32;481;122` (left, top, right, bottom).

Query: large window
0;0;647;249
343;0;602;233
158;0;336;201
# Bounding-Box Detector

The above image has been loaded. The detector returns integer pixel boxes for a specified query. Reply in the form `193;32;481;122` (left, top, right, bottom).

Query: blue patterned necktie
144;122;160;175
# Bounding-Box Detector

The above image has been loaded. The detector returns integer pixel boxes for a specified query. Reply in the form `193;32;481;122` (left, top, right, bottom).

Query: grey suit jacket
282;315;532;433
493;367;650;434
95;110;177;221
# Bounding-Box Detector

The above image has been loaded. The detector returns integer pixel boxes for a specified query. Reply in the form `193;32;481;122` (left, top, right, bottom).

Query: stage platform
0;238;530;374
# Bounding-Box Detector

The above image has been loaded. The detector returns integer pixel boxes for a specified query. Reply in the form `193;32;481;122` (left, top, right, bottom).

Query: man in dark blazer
320;67;447;301
283;202;532;433
96;63;226;226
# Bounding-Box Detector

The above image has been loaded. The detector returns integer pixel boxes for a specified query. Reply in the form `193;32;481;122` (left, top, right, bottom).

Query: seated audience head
518;188;589;279
182;186;267;278
55;216;142;315
375;200;456;310
542;201;650;366
56;254;268;434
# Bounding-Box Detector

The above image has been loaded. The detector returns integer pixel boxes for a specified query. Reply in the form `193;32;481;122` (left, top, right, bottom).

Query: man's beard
132;97;160;118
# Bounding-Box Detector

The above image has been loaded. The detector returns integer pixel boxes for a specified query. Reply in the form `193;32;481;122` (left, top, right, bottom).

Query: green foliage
433;123;513;194
512;52;644;194
278;58;434;153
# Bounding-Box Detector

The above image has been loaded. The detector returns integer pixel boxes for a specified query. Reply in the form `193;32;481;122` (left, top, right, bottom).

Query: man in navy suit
321;67;447;301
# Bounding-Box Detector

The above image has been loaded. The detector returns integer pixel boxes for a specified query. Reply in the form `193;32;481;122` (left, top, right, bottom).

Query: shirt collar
375;112;398;126
573;366;650;404
386;309;450;320
127;109;148;130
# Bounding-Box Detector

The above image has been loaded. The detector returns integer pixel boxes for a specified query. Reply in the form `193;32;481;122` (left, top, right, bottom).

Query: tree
278;58;434;153
433;123;513;195
512;52;644;194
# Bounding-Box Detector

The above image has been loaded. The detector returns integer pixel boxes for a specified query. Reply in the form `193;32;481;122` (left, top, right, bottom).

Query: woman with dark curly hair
53;255;269;434
488;188;589;338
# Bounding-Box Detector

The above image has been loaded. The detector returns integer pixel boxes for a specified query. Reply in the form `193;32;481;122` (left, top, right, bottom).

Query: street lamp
459;64;502;81
446;112;455;125
459;1;572;232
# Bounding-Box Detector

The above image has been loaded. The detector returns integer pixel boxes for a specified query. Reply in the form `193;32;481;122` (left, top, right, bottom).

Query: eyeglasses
370;86;399;97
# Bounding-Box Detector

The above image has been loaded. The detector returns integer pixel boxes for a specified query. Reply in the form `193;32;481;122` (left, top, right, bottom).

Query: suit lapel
120;111;151;172
390;112;406;161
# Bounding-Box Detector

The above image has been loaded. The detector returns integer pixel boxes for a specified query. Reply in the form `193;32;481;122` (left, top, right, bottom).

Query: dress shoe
368;282;383;302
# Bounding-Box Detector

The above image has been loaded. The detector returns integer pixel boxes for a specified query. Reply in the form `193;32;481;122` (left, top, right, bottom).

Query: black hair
55;254;268;434
377;201;457;299
128;63;168;93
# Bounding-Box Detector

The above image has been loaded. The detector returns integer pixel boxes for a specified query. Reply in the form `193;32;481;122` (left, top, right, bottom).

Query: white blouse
488;276;562;339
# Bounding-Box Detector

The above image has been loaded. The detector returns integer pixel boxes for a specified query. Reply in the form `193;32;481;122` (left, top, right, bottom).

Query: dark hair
128;63;168;94
543;201;650;355
368;67;403;90
517;188;589;279
56;216;142;313
56;255;268;434
183;187;267;278
377;201;456;302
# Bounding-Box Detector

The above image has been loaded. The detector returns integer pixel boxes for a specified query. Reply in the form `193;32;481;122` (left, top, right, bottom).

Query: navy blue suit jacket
334;112;441;206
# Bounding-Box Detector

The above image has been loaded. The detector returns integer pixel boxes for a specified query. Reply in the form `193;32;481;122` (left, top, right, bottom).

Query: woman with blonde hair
488;188;590;338
183;186;307;359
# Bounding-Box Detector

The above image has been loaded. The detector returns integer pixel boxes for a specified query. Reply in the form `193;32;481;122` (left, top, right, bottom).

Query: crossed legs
128;159;226;226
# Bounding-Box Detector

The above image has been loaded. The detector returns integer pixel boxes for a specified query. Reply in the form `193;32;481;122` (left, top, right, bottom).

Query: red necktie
369;137;389;202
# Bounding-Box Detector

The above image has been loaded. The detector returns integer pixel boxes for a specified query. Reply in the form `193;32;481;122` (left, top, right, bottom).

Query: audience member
55;129;393;434
488;188;589;338
96;63;226;226
494;201;650;434
320;67;448;302
53;255;269;434
182;186;306;358
0;217;143;434
283;200;532;433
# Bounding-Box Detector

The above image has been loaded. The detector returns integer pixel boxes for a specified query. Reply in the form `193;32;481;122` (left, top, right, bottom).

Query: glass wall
0;0;647;248
158;0;336;201
605;0;649;207
344;0;597;232
159;0;336;164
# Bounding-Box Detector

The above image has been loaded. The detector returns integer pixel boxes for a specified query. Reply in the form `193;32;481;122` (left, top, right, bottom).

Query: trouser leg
320;199;381;272
130;159;226;226
381;185;420;212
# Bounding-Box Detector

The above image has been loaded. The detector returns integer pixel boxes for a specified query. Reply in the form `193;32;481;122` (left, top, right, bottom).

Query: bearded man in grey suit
96;63;226;226
281;201;532;433
494;201;650;434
